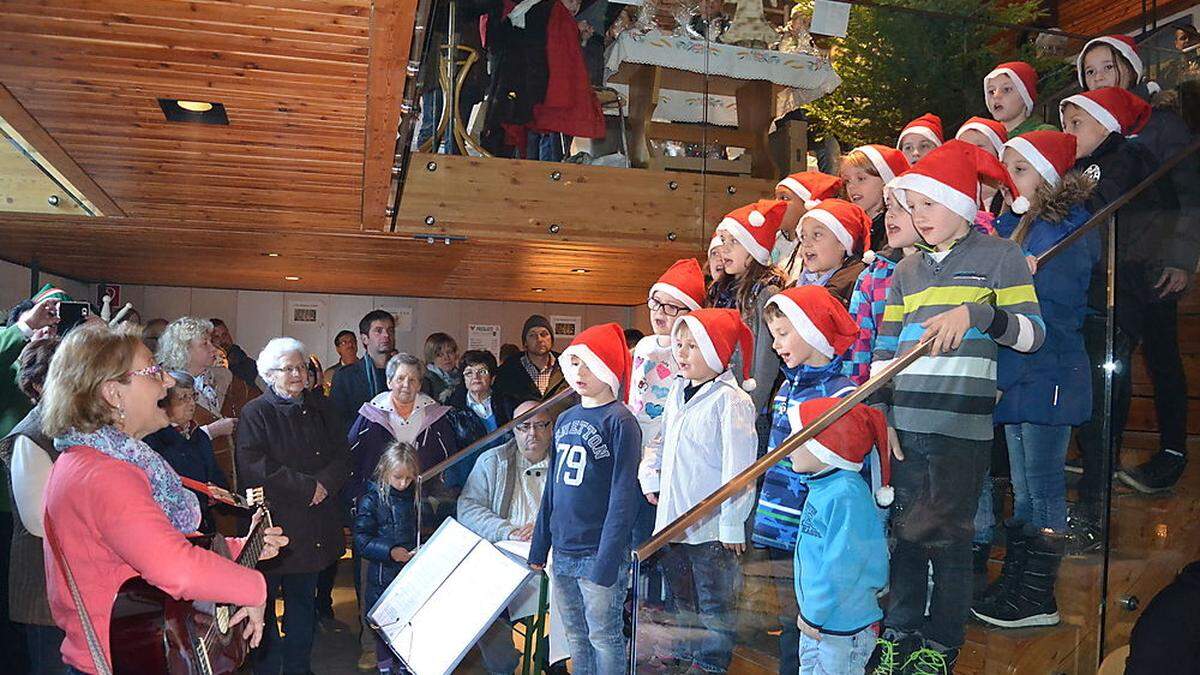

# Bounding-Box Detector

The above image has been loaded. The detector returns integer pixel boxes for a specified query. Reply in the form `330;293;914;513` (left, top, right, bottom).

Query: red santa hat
1003;130;1078;215
891;140;1018;223
649;258;706;311
896;113;944;149
1059;86;1151;136
764;286;858;360
850;144;910;184
776;172;845;210
984;61;1039;114
560;323;633;400
1077;35;1144;88
717;200;790;266
955;116;1009;156
789;397;893;507
672;308;757;391
708;231;723;255
799;198;873;259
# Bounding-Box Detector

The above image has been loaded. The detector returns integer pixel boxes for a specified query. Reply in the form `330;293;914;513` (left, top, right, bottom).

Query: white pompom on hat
1003;131;1078;215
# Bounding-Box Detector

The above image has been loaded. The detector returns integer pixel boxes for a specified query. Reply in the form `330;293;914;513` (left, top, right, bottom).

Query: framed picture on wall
549;315;581;340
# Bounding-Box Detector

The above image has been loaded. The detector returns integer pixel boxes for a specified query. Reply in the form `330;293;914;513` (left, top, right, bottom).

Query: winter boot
971;529;1064;629
974;522;1028;608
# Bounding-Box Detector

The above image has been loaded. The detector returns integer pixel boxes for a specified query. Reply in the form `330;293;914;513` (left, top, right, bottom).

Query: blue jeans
24;623;66;674
766;546;801;675
552;563;630;674
660;542;742;672
799;625;878;674
1004;423;1071;533
254;572;319;675
476;615;521;674
526;132;564;162
973;463;995;546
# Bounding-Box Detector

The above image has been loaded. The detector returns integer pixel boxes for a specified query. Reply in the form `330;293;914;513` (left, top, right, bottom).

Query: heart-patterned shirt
630;335;680;492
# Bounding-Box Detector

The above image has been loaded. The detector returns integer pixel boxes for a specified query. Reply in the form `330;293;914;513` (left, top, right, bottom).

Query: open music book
367;518;533;675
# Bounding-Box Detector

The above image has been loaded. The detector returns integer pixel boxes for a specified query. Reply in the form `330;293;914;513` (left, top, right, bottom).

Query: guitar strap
43;512;115;675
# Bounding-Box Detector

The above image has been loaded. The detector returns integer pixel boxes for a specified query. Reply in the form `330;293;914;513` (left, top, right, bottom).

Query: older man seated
457;400;554;674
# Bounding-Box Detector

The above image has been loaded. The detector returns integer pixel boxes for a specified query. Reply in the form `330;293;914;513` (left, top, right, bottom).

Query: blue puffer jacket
994;172;1100;426
354;480;417;611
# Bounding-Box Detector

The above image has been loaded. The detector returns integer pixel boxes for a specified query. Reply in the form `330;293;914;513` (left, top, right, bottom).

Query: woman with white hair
235;337;348;675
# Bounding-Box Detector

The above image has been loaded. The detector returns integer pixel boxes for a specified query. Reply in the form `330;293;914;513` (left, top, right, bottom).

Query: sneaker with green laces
867;631;920;675
902;645;959;675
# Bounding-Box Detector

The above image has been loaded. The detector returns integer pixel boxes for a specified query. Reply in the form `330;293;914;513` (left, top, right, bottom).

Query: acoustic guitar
108;486;271;675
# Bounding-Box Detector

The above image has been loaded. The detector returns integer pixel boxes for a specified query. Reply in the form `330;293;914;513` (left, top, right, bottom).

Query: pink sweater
43;446;266;673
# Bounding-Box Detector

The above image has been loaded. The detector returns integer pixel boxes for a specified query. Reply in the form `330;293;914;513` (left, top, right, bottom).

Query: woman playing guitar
39;324;287;675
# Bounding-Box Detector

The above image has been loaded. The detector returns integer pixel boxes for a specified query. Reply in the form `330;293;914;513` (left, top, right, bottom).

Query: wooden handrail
417;387;578;484
635;337;934;561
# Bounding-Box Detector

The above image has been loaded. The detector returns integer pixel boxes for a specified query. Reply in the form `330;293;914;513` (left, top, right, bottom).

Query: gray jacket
457;439;541;543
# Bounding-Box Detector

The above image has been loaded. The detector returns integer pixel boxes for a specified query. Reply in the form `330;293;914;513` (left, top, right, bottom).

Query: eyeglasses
463;367;491;378
515;420;552;433
128;364;166;382
271;364;306;375
647;297;690;317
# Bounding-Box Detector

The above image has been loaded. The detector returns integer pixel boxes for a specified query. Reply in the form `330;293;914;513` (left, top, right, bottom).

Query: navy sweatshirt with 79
528;400;642;586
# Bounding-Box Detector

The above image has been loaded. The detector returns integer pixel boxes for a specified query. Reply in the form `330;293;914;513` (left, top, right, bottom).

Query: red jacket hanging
532;0;605;139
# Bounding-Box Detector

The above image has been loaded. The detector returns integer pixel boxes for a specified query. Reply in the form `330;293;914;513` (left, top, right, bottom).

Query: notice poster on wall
549;315;581;340
811;0;851;37
375;302;414;333
467;324;501;356
287;300;325;327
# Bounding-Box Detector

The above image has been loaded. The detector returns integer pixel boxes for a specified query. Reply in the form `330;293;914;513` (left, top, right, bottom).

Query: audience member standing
331;310;396;432
494;315;566;402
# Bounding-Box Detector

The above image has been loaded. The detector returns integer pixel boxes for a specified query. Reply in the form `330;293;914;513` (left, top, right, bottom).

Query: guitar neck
235;509;272;569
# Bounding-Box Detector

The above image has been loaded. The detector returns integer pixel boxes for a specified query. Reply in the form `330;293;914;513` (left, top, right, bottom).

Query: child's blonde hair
839;150;881;180
374;441;421;503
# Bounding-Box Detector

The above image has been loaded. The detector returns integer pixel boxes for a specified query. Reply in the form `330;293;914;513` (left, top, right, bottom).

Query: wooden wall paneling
0;84;123;215
361;0;419;232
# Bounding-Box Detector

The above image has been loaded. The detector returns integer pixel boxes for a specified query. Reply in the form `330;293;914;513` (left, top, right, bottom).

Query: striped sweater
871;228;1045;441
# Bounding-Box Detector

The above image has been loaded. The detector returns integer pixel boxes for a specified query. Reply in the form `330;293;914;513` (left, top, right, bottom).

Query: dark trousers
765;546;800;675
886;431;989;650
254;572;319;675
1;512;28;674
660;542;742;672
24;623;67;674
316;561;337;617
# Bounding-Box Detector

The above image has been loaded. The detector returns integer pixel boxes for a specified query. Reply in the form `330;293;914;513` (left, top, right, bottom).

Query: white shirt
467;392;494;422
630;336;679;492
369;390;436;445
646;370;758;545
11;436;51;537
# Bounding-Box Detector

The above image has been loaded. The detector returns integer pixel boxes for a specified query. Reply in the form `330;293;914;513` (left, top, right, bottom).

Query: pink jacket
43;445;266;673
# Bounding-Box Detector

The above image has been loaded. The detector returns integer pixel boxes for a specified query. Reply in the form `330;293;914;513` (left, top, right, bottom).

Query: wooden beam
0;84;124;216
361;0;418;232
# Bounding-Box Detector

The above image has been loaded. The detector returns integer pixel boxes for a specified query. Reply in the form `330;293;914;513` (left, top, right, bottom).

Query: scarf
193;370;221;417
55;426;201;533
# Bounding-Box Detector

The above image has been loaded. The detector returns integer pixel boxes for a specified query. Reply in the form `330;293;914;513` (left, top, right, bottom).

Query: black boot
975;522;1027;606
971;530;1063;629
971;542;990;600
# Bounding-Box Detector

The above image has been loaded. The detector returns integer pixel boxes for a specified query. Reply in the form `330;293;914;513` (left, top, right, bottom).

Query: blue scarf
56;426;201;533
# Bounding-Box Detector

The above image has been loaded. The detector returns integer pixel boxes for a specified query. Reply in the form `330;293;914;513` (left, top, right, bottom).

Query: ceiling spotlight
531;287;546;293
571;268;590;274
284;276;301;281
264;252;281;257
157;98;229;125
177;100;214;113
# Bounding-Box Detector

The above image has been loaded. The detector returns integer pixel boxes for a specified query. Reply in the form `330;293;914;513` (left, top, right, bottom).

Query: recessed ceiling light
177;100;213;113
571;268;590;274
157;98;229;125
284;276;301;281
531;287;546;293
264;252;281;257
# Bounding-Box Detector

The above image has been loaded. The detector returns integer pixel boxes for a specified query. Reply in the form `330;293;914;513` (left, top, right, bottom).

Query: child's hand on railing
1025;255;1038;276
644;492;658;505
921;305;971;355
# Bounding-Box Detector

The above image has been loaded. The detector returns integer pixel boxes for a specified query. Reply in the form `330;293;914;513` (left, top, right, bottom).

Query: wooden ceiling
0;0;772;305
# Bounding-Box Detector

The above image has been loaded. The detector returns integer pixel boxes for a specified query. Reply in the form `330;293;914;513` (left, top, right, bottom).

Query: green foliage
803;0;1051;148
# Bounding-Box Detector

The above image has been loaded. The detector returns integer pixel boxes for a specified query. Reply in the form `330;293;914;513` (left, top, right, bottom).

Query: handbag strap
43;512;114;675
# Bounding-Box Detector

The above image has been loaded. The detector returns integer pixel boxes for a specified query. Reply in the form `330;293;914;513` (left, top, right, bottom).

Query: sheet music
369;519;532;675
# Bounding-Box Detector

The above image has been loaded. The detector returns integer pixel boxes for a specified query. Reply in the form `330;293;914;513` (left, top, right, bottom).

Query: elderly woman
347;352;460;509
0;336;63;673
235;337;348;675
39;324;285;674
420;332;462;404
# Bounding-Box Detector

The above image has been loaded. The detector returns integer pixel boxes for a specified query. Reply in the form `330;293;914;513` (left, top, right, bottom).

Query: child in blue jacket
788;398;890;675
354;442;420;675
972;131;1099;631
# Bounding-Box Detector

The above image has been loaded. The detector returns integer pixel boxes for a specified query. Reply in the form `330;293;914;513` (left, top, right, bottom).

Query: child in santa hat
896;113;943;165
839;144;910;251
967;131;1098;631
771;171;846;280
843;181;921;385
640;308;758;674
528;323;641;674
1075;36;1200;496
712;200;790;431
870;139;1044;672
633;259;705;506
984;61;1057;137
795;198;871;307
751;285;858;673
787;398;890;675
956;116;1011;217
705;232;734;309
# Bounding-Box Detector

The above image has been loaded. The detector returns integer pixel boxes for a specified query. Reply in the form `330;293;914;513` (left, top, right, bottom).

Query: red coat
532;0;605;139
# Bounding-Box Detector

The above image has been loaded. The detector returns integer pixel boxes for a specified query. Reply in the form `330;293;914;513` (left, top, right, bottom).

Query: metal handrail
417;387;578;484
638;136;1200;561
